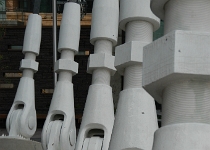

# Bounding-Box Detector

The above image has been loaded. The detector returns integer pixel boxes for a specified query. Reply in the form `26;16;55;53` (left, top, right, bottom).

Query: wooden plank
0;114;7;118
0;84;14;89
4;73;22;77
41;89;54;94
0;114;82;119
5;12;92;27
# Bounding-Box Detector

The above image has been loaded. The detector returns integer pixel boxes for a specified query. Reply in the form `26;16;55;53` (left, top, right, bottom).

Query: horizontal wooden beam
4;12;91;27
0;114;82;119
0;84;14;89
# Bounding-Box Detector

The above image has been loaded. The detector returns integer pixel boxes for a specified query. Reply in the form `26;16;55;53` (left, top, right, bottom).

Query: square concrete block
87;53;116;75
20;59;39;72
54;59;78;75
115;41;148;75
143;30;210;103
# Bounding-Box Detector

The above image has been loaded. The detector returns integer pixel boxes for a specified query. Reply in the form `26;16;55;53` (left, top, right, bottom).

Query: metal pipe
52;0;57;87
69;0;77;2
33;0;41;14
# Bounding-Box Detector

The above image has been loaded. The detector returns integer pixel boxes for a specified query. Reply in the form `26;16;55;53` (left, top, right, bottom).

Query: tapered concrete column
109;0;160;150
143;0;210;149
75;0;119;150
41;2;80;150
5;14;41;139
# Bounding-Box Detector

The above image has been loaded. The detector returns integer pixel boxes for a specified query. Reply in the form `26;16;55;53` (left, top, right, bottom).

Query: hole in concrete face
122;148;143;150
53;114;64;121
17;104;24;109
87;129;104;138
142;112;144;114
166;38;167;41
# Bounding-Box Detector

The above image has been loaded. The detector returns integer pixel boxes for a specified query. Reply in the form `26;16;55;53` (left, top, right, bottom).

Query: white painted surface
150;0;168;20
109;88;158;150
119;0;159;31
54;59;78;75
87;53;116;75
164;0;210;34
58;2;80;53
152;123;210;150
147;1;210;150
42;81;76;150
162;80;210;126
90;0;119;46
6;14;42;139
143;30;210;103
115;41;148;75
75;85;114;150
110;0;159;149
20;59;39;72
42;2;80;150
23;14;42;56
6;77;36;138
76;0;119;149
125;21;153;43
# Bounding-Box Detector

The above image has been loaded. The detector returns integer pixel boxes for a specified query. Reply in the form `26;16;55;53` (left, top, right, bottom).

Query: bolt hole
17;104;24;109
87;129;104;138
53;114;64;121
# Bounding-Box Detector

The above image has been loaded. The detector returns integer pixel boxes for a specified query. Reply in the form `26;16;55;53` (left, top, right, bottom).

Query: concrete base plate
0;137;43;150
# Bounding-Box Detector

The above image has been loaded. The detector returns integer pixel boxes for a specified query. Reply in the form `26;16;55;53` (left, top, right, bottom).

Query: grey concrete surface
0;137;43;150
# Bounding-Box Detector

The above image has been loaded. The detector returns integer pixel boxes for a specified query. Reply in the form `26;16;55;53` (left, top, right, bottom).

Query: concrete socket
109;88;158;150
150;0;168;20
90;0;119;46
75;84;114;150
119;0;160;31
6;77;36;138
41;81;76;150
54;59;78;75
115;41;148;75
87;53;116;76
20;59;38;72
143;30;210;103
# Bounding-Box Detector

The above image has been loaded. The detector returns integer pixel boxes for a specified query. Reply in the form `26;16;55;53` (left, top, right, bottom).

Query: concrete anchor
109;0;160;149
6;14;42;139
75;0;119;149
41;2;80;150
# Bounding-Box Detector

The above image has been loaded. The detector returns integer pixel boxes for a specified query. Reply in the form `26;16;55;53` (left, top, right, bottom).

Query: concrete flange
119;0;160;31
150;0;168;20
